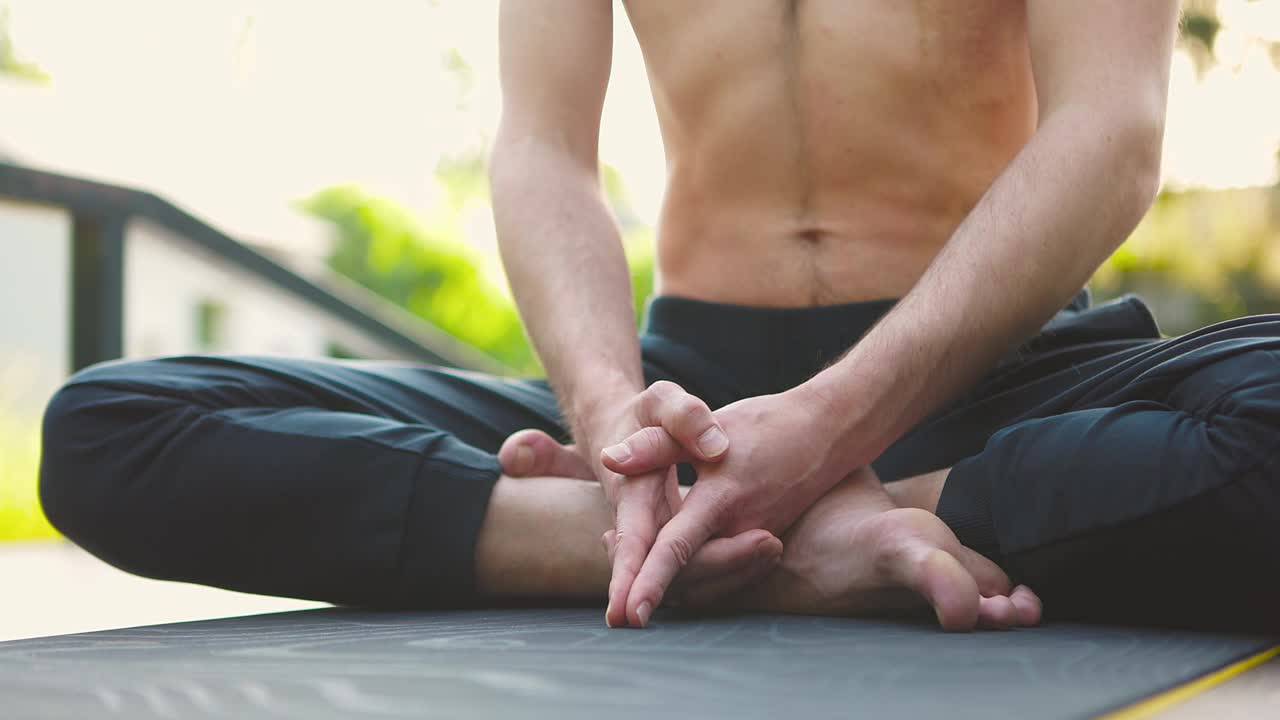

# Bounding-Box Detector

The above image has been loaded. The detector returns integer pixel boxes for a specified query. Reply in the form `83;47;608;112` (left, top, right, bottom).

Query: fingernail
513;445;533;475
603;442;632;464
697;427;728;457
637;602;652;627
756;537;780;557
605;603;615;628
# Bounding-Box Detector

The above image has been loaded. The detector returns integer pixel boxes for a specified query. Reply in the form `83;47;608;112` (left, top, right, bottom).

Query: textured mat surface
0;608;1273;719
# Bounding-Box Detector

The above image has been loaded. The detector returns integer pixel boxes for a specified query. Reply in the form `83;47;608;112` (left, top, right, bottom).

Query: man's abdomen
629;0;1037;306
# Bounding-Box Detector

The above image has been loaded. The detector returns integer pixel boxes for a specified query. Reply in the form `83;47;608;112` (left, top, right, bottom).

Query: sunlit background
0;0;1278;637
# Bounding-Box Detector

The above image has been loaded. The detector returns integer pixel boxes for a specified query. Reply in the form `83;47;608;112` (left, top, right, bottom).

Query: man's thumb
601;426;691;475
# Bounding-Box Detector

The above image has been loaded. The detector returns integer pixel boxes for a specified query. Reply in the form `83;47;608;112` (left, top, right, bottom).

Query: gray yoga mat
0;607;1273;719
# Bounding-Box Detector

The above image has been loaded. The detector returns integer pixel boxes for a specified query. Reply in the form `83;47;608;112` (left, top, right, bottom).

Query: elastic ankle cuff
935;456;1001;561
398;451;502;608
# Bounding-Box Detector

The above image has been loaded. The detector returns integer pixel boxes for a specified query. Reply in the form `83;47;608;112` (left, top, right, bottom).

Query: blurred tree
1178;0;1280;75
1180;0;1222;74
0;362;55;540
0;4;47;83
305;35;656;376
304;156;655;376
0;412;54;540
305;183;538;374
1093;184;1280;334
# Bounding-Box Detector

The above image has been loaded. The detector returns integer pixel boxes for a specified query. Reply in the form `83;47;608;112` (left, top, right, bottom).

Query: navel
796;228;823;245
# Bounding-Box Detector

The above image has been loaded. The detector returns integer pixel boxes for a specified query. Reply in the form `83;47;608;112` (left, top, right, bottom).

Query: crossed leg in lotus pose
477;430;1041;631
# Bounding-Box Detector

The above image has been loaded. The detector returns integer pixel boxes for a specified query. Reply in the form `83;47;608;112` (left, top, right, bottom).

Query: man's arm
491;1;755;627
607;0;1181;626
806;0;1181;469
490;1;640;434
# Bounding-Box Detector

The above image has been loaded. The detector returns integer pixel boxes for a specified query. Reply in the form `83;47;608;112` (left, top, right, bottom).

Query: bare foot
485;429;783;606
494;432;1041;629
740;467;1042;631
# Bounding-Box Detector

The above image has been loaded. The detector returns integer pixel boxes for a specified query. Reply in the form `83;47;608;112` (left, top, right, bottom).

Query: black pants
39;292;1280;630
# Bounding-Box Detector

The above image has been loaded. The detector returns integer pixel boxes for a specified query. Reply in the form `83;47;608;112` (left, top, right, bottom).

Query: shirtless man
38;1;1280;632
490;0;1185;629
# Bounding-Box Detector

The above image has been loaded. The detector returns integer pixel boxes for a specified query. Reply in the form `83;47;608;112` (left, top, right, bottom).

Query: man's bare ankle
474;475;612;597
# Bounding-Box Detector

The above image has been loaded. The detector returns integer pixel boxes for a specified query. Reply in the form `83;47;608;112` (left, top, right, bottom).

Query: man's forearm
490;136;643;445
803;106;1163;470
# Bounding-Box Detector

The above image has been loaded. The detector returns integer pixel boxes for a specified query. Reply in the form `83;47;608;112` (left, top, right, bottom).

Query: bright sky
2;0;1279;242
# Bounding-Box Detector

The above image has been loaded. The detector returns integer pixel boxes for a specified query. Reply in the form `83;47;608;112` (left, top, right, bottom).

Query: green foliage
1093;186;1280;333
0;409;56;541
1181;11;1222;55
0;5;48;83
305;184;540;374
625;227;657;327
304;157;657;376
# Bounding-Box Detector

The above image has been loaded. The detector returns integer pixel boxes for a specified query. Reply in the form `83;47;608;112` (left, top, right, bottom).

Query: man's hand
500;382;781;627
600;384;849;627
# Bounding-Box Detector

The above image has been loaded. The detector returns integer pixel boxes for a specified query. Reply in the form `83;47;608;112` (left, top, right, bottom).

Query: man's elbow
488;123;534;191
1109;109;1166;220
489;123;598;198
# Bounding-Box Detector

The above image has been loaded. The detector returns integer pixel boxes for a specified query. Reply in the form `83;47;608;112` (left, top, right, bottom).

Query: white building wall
125;219;334;359
0;200;444;427
0;198;70;416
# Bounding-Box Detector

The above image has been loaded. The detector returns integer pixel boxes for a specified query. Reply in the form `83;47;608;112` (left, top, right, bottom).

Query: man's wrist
564;369;641;432
789;363;894;473
561;377;641;489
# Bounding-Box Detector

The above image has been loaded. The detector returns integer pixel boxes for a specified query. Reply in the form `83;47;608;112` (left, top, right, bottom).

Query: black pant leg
39;355;564;607
928;317;1280;630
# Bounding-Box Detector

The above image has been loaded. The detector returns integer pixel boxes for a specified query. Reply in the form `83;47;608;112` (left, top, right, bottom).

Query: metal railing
0;161;500;373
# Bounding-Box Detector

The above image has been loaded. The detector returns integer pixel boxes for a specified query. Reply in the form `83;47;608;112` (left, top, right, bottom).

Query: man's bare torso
624;0;1037;306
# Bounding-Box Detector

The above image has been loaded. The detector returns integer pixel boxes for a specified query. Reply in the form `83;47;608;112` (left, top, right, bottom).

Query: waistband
641;289;1096;395
643;295;897;394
